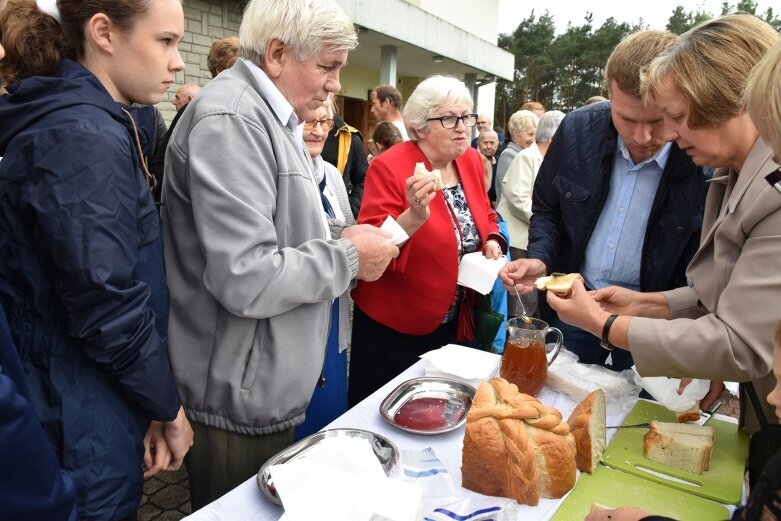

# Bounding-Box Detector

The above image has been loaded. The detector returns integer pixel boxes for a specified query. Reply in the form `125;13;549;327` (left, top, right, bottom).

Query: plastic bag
546;347;641;416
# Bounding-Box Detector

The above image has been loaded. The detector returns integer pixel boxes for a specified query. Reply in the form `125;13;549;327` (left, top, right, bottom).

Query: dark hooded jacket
0;60;181;520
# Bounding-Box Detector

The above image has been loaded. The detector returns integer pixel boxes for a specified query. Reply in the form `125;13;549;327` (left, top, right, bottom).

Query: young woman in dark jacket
0;1;193;519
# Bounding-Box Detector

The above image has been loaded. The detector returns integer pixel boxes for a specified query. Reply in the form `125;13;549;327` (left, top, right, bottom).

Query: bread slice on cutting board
566;389;606;473
643;421;715;474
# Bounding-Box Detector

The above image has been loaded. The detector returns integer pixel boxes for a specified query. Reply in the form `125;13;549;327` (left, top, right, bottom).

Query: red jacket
352;141;500;335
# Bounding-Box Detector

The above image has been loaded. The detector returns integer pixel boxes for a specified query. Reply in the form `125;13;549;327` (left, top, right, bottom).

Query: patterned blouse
442;182;480;322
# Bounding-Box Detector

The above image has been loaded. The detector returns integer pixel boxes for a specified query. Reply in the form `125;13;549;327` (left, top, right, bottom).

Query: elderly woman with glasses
546;15;781;442
294;99;354;439
349;75;507;404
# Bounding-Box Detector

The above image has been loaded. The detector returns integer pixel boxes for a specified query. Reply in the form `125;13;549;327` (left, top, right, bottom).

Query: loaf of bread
535;273;584;295
414;162;443;190
461;378;576;506
643;421;715;474
566;389;606;473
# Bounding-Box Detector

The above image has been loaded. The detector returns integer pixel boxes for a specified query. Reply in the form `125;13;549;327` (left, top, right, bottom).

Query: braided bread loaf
461;377;577;506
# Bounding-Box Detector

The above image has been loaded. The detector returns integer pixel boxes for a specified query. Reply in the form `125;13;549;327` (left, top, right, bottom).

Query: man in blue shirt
499;30;708;370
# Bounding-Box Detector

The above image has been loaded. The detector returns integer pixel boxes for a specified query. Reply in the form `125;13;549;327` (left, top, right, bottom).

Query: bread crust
566;389;606;473
462;378;576;505
535;273;584;295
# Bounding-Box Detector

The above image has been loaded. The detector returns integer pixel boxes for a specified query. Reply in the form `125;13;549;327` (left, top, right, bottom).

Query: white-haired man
161;0;398;506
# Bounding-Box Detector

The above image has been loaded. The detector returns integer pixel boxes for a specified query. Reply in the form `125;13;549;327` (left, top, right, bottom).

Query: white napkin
420;344;500;388
380;215;409;245
270;436;422;521
457;252;508;295
631;367;710;413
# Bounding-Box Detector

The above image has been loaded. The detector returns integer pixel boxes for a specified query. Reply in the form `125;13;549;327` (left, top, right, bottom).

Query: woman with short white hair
495;109;540;203
350;75;507;404
497;110;565;317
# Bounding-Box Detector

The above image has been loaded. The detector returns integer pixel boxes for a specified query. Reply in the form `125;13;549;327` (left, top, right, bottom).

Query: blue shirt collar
616;135;672;171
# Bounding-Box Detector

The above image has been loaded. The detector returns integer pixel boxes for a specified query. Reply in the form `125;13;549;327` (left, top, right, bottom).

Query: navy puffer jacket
528;102;708;298
0;60;181;520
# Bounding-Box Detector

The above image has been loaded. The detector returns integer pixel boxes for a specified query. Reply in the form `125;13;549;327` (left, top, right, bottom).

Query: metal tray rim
378;376;476;436
256;427;399;506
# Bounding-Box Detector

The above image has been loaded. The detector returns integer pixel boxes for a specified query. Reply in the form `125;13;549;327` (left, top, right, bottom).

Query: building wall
411;0;500;44
156;0;242;124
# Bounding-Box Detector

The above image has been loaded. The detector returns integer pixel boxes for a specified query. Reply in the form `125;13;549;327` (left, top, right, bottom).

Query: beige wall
157;0;242;124
406;0;500;44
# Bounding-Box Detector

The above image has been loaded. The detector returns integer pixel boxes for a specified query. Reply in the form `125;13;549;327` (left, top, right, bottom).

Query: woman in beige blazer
546;14;781;434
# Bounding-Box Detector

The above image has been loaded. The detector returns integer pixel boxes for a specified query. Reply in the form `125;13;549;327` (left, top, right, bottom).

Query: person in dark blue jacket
0;304;78;521
0;1;193;519
500;30;708;372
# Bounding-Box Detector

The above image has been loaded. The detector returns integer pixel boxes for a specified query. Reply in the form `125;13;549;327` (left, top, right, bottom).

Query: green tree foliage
497;2;780;125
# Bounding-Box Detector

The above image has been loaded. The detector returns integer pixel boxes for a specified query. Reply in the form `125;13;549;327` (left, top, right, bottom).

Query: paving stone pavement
138;387;742;519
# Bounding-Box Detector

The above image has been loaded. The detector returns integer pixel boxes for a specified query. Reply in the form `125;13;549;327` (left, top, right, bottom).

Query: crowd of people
0;0;780;519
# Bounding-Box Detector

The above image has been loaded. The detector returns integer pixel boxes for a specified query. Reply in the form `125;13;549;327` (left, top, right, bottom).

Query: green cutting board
551;465;730;521
602;399;748;504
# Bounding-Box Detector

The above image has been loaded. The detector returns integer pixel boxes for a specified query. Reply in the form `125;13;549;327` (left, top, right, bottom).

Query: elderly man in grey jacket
161;0;398;507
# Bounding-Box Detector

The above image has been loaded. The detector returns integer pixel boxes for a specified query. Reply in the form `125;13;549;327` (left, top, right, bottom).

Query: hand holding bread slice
414;162;444;191
535;272;584;295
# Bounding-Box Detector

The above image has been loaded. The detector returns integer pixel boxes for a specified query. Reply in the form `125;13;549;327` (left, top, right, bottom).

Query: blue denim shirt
582;137;671;290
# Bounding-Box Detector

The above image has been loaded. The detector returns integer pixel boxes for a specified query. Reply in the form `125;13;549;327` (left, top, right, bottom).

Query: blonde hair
605;30;678;98
642;14;779;129
239;0;357;66
746;41;781;156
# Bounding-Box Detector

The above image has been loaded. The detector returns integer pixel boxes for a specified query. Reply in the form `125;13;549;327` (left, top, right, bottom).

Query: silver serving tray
379;376;475;435
256;428;399;506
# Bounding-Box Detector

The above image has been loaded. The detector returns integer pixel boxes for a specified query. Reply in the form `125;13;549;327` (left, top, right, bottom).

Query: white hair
239;0;357;66
402;75;474;141
507;109;539;139
535;110;565;143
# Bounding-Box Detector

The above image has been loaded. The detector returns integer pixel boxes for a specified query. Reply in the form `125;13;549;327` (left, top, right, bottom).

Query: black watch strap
600;314;619;351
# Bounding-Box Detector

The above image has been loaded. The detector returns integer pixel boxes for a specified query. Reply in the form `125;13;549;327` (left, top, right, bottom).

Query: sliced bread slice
643;422;714;474
566;389;606;473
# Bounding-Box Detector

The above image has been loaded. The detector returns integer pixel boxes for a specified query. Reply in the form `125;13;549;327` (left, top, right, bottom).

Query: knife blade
692;400;722;426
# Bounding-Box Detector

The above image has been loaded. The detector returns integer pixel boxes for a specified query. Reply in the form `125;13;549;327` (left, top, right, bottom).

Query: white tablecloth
184;355;635;521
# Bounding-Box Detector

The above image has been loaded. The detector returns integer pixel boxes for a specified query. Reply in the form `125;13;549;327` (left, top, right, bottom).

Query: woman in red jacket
349;75;506;405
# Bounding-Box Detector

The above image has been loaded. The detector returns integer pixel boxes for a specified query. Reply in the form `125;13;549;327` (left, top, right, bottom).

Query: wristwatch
600;314;619;351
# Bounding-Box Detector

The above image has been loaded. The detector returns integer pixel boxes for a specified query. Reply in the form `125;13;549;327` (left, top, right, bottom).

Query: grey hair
239;0;358;66
478;129;498;142
402;75;474;142
507;109;539;140
535;110;565;143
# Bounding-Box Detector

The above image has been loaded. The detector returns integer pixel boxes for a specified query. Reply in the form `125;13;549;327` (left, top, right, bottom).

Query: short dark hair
371;121;402;150
374;84;402;110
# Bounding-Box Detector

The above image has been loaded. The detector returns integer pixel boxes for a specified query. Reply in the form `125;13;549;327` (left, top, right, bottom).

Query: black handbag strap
745;381;770;430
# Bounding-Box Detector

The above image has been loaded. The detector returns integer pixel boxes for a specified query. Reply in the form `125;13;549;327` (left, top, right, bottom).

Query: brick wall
157;0;243;124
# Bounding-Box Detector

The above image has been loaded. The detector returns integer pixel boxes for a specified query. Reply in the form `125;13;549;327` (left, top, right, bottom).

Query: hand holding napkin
457;252;508;295
631;367;710;414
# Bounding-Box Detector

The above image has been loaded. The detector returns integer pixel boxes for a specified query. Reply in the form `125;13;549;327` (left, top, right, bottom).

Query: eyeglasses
426;113;478;129
303;118;335;132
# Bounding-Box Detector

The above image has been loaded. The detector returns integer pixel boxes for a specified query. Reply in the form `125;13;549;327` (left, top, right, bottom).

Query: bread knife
692;400;722;426
607;400;723;428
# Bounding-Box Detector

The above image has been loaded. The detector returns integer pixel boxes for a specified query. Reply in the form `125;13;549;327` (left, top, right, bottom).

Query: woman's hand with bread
591;286;672;320
547;278;611;338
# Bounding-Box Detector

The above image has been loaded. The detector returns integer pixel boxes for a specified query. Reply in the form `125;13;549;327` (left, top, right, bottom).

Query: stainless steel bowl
379;376;475;435
256;428;399;506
